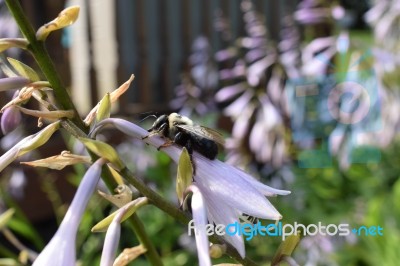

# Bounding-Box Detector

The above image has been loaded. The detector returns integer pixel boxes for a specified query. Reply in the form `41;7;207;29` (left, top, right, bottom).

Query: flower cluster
171;36;219;116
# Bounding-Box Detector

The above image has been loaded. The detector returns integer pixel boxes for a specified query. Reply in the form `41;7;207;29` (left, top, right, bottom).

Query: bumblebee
145;113;224;162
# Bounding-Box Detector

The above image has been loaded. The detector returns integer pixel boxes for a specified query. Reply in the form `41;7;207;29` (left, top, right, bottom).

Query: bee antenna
139;114;157;123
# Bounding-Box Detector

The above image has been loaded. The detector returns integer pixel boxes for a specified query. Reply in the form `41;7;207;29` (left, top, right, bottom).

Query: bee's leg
142;123;167;140
157;139;174;150
142;131;159;140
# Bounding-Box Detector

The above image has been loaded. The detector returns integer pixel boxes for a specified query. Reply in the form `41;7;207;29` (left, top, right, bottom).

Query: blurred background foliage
1;0;400;265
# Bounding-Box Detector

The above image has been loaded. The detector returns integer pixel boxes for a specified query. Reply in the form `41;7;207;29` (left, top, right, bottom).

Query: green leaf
79;137;124;170
7;58;40;82
96;93;111;122
176;148;193;205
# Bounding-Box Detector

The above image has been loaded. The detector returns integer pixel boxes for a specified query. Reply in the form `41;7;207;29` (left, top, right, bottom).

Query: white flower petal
0;146;19;173
232;166;291;196
195;157;282;220
196;181;245;258
215;83;247;102
224;90;254;118
100;209;124;266
33;159;104;266
190;185;212;266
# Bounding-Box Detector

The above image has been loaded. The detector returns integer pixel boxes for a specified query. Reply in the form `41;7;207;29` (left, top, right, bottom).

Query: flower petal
189;185;212;266
195;157;283;220
100;208;124;266
33;159;105;266
196;181;245;258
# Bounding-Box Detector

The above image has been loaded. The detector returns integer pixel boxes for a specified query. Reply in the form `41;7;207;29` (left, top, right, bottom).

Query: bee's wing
176;124;225;145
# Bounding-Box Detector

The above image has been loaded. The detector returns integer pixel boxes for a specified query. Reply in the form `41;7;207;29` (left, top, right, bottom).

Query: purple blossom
93;118;290;258
32;159;105;266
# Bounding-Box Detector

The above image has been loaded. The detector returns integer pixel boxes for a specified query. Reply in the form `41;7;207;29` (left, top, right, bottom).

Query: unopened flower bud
0;77;29;92
1;106;22;134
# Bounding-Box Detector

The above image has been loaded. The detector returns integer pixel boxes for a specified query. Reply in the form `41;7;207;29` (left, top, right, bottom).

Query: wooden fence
20;0;297;115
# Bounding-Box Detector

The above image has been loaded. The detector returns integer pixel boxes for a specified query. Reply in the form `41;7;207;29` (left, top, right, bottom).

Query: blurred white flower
32;158;105;266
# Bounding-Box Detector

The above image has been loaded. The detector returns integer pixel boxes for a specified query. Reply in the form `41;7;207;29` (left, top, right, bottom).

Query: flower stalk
4;0;85;129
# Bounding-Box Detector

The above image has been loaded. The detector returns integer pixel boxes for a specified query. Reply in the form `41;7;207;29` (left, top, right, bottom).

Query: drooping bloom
93;118;290;259
32;158;105;266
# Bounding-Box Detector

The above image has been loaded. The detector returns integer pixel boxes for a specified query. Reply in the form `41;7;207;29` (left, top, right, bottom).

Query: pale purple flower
100;203;125;266
213;0;291;169
297;235;337;266
364;0;390;26
93;118;290;258
0;77;29;91
187;185;211;266
294;0;337;26
1;105;21;134
32;158;105;266
8;168;26;199
171;36;218;116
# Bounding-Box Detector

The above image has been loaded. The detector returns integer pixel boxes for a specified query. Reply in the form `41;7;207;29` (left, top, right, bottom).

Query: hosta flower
1;105;21;134
296;234;336;266
100;203;125;266
1;90;23;135
366;0;400;91
187;185;211;266
214;0;290;168
0;77;29;92
171;36;218;116
32;158;105;266
93;118;290;259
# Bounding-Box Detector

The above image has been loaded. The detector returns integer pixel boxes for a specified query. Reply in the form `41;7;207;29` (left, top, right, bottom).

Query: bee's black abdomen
192;136;218;160
174;132;218;160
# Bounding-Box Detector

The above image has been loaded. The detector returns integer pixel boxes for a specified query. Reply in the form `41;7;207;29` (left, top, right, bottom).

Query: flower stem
4;0;85;129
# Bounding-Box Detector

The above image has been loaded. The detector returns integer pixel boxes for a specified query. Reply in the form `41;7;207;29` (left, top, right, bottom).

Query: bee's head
148;114;168;132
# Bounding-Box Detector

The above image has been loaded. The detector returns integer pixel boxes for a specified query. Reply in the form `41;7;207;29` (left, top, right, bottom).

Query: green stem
5;0;85;129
